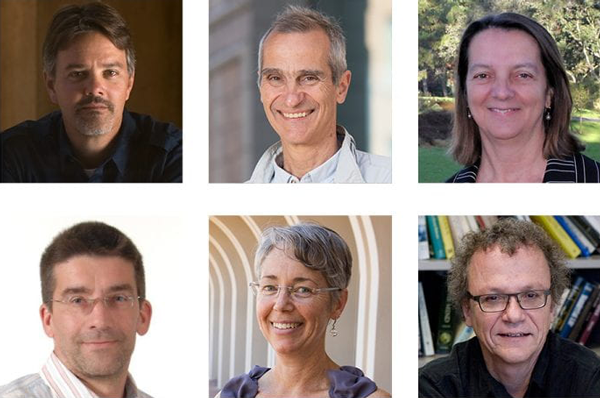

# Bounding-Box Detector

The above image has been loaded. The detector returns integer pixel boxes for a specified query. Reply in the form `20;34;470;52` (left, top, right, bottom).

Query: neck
79;374;128;398
481;350;540;398
63;120;121;169
280;128;339;179
266;347;338;396
477;130;547;182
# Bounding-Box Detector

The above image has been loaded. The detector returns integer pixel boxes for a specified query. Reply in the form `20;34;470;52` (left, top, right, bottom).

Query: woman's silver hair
257;5;347;86
447;218;571;319
254;223;352;304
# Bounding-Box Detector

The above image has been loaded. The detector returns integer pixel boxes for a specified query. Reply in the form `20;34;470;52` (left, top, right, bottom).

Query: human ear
136;299;152;336
44;72;58;104
331;289;348;319
40;303;55;338
462;300;473;327
335;70;352;104
125;70;135;101
545;87;554;109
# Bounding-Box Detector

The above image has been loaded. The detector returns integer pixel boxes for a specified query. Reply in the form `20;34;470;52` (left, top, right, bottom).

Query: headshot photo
418;217;600;397
418;1;600;183
0;0;182;182
209;216;392;397
0;215;191;397
209;1;392;183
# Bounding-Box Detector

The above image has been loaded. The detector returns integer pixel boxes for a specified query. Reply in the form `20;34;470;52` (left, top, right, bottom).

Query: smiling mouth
489;108;519;114
279;110;314;119
271;322;302;330
498;332;531;337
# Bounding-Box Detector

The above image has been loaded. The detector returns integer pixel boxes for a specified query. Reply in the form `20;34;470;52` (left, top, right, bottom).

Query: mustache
76;96;115;113
77;329;124;344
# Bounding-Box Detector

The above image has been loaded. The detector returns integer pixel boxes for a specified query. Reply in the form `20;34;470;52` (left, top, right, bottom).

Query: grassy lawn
419;121;600;183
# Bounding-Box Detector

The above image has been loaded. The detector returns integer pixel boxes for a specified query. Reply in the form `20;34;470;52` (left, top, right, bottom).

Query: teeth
504;333;525;337
491;108;516;114
272;322;301;330
282;112;308;119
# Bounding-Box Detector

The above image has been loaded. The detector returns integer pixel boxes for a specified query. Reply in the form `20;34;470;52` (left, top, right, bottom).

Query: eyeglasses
468;290;551;313
249;282;340;300
49;294;140;315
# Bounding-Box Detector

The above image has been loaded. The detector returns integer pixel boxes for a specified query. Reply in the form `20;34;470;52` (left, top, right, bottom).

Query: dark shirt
419;332;600;398
1;110;182;182
446;153;600;183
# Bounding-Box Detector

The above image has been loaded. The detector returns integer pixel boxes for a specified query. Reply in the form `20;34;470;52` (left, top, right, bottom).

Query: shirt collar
39;352;143;398
271;144;342;183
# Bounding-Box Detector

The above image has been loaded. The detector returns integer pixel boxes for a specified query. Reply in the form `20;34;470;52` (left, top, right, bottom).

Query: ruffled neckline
220;365;377;398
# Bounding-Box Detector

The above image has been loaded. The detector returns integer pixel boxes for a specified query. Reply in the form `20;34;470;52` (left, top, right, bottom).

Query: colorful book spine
560;281;594;338
426;216;445;259
437;216;455;259
554;216;591;257
435;288;454;354
568;284;600;341
578;292;600;345
554;276;585;332
569;216;600;252
530;216;581;259
419;216;430;260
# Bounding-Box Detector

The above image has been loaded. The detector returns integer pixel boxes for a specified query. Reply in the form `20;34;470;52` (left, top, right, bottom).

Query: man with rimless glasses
419;219;600;398
0;222;152;398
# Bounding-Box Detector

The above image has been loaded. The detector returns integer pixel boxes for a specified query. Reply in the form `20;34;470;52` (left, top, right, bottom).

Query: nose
85;71;105;97
283;82;305;108
502;296;525;323
491;76;514;100
272;287;294;311
87;298;112;328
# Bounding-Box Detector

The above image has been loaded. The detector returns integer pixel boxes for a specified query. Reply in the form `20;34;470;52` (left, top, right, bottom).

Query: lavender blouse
220;365;378;398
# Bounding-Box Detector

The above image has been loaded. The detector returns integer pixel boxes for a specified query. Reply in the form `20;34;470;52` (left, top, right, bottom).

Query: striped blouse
446;153;600;183
0;352;152;398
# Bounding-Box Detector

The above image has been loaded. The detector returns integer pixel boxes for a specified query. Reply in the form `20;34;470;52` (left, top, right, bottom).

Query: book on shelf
426;216;445;260
419;281;435;356
554;276;585;333
568;284;600;340
437;216;455;259
530;216;581;259
555;216;592;257
419;216;430;260
435;286;455;354
560;281;595;338
579;291;600;345
568;216;600;253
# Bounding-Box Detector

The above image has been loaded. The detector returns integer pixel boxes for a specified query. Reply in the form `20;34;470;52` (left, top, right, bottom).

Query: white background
1;1;598;397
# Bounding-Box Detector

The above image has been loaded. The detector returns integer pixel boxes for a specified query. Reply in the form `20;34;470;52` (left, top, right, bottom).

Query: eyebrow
64;61;125;71
261;275;318;284
59;283;134;297
260;68;326;78
468;62;540;72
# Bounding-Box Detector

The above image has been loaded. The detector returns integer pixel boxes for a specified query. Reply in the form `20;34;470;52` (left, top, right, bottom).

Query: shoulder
552;333;600;369
419;339;473;397
0;374;51;398
125;111;182;151
354;150;392;183
218;366;270;398
445;164;477;183
1;112;60;144
367;388;391;397
576;152;600;183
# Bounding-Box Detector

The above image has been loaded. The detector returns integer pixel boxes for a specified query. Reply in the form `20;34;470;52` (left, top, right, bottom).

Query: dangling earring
330;319;338;337
467;109;472;119
545;108;551;121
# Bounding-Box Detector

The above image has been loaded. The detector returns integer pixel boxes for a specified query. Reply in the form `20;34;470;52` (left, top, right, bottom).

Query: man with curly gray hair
419;219;600;398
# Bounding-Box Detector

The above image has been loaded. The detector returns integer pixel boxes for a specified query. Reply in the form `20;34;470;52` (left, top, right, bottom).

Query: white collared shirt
271;147;342;183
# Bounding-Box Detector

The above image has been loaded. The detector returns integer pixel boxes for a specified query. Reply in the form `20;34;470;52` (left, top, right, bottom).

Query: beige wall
0;0;182;131
209;215;392;393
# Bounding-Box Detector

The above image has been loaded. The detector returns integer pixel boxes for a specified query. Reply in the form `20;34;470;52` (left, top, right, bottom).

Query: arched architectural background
209;215;392;394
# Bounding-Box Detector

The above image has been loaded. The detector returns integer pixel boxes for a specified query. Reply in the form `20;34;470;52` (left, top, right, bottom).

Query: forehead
55;32;126;66
262;29;331;71
468;245;550;292
260;248;327;284
53;255;136;292
468;28;543;68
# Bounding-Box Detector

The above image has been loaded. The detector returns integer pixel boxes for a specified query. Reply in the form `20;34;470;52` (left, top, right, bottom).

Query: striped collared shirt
446;153;600;183
0;352;152;398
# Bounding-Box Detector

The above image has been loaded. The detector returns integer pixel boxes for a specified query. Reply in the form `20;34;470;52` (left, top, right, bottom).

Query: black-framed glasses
468;290;551;313
49;294;140;315
249;282;340;300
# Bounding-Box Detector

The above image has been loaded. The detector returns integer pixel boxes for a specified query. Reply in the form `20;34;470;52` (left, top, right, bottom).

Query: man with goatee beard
1;2;182;182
